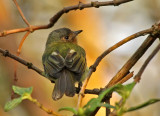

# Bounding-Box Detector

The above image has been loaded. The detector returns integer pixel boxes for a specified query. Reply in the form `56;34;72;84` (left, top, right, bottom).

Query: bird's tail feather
52;70;75;100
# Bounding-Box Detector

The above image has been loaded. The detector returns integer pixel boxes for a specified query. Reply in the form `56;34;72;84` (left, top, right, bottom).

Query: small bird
42;28;87;100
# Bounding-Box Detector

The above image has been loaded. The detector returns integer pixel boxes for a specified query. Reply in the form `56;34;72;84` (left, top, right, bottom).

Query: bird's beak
73;30;83;36
72;30;83;41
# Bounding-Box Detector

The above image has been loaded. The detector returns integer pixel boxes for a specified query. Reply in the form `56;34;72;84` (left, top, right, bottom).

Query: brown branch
13;31;31;83
76;87;101;95
0;48;44;76
134;43;160;82
106;98;111;116
0;0;133;37
17;32;31;55
106;35;158;88
12;0;31;27
117;71;134;84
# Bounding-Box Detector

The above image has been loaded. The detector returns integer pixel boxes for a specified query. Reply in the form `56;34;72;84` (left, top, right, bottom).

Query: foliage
4;83;160;116
4;86;33;112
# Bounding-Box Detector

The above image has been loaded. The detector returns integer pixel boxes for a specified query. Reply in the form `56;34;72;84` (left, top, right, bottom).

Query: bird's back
42;42;87;100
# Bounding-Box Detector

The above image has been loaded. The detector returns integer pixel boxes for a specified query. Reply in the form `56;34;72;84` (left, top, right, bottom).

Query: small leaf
59;107;78;115
126;98;160;112
114;82;136;102
123;82;136;97
12;85;33;96
125;82;136;92
4;97;22;112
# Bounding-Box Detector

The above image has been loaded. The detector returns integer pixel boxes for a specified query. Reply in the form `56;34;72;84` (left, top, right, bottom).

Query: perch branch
0;48;43;76
0;0;133;37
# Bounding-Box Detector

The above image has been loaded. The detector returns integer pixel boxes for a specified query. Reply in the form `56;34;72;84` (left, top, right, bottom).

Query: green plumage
43;42;85;61
42;28;87;100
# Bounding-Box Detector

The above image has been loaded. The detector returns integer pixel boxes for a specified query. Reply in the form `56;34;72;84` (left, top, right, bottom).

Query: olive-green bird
42;28;87;100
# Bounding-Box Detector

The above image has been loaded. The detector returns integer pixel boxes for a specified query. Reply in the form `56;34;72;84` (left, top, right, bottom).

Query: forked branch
0;0;133;37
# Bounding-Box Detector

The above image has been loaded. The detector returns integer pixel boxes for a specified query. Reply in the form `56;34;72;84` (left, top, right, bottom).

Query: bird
42;28;88;100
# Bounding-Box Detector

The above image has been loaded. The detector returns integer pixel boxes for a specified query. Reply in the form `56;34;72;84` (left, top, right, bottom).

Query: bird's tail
52;70;75;100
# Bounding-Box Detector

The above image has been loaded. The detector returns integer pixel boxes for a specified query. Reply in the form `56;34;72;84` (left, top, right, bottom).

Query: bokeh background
0;0;160;116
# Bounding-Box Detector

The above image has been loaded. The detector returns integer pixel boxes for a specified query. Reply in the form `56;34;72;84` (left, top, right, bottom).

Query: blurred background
0;0;160;116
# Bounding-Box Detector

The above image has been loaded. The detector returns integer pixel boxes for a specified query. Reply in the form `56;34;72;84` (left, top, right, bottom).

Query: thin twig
17;32;31;55
77;78;89;108
12;0;33;95
14;31;31;83
76;87;100;95
12;0;31;27
0;48;44;76
0;0;133;37
134;43;160;82
106;98;111;116
117;71;134;84
29;97;61;116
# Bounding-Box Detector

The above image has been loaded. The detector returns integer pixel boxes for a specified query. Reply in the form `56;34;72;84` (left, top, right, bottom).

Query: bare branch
12;0;31;27
0;48;44;76
17;31;31;55
0;0;133;37
117;71;134;84
30;97;61;116
134;43;160;82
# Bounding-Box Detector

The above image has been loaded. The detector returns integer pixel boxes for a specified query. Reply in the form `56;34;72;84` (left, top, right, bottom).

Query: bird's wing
65;49;87;81
44;51;65;79
44;48;86;81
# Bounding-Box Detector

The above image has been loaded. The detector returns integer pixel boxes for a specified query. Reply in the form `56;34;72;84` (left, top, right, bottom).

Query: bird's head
46;28;82;45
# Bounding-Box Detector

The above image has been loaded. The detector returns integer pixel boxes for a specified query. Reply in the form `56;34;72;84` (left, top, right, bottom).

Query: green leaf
115;82;136;100
112;82;136;115
126;98;160;112
4;97;22;112
12;85;33;96
59;107;78;115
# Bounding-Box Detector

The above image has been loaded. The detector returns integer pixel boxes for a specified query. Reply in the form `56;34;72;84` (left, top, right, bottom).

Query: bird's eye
65;36;69;40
